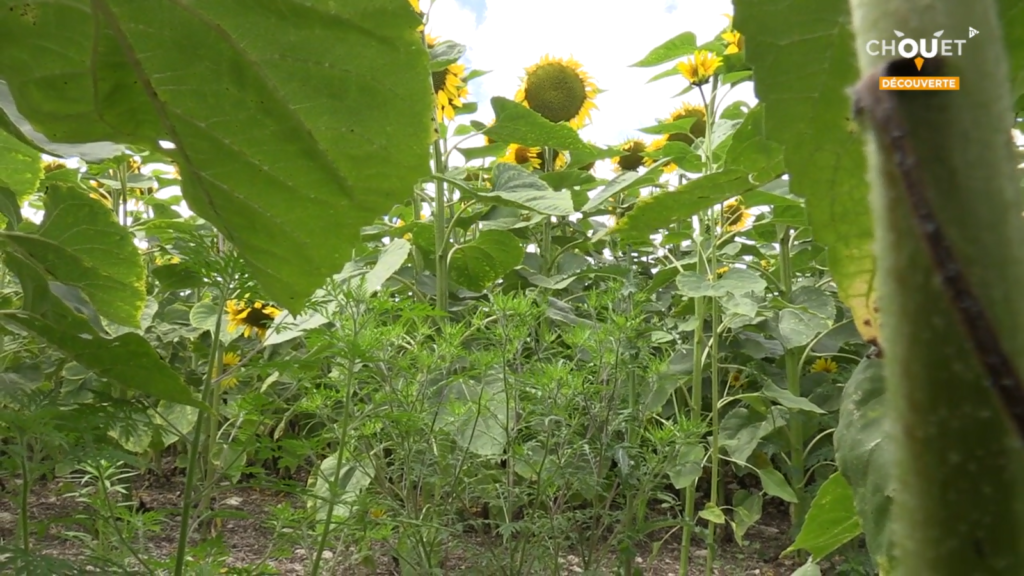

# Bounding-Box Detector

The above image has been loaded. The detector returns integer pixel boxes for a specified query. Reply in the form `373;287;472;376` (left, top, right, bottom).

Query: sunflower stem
778;226;807;529
431;138;449;314
848;1;1024;572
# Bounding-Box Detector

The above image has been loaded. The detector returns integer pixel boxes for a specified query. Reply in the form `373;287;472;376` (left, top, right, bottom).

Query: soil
0;469;858;575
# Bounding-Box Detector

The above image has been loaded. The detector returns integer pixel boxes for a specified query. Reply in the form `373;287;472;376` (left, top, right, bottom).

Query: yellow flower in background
369;508;386;519
715;265;730;278
644;137;678;173
127;157;142;173
426;35;469;122
89;188;112;208
41;159;68;174
221;351;241;389
499;144;542;170
612;139;647;172
226;299;282;340
515;55;598;130
810;358;839;374
664;102;707;145
154;254;181;266
721;14;744;54
722;199;754;231
678;50;722;86
760;259;773;270
728;371;745;388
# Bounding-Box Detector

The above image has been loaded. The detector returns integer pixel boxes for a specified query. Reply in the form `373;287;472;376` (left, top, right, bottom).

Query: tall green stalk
849;1;1024;572
778;227;806;526
431;139;449;314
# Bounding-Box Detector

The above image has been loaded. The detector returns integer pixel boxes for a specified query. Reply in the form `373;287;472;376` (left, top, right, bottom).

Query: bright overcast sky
424;0;756;149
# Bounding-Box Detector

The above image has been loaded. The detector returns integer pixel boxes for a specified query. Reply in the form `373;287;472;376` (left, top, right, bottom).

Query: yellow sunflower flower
41;159;68;174
127;157;142;173
221;351;241;390
226;299;282;340
515;55;598;130
722;199;754;231
715;265;730;278
678;50;723;86
612;139;647;172
663;102;707;145
760;259;773;270
722;14;744;55
644;136;678;173
154;254;181;265
426;35;469;122
728;371;745;388
810;358;839;374
369;508;386;519
499;144;542;170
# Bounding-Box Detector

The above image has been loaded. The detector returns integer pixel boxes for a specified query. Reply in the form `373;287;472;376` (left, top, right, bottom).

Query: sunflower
154;254;181;265
127;157;142;173
678;50;723;86
226;299;282;340
760;258;773;271
722;14;744;54
41;159;68;174
426;35;469;122
515;55;598;130
663;102;707;145
810;358;839;374
715;265;730;278
722;199;754;231
369;508;387;520
727;371;745;388
644;137;678;173
612;139;647;172
499;144;542;170
221;351;241;390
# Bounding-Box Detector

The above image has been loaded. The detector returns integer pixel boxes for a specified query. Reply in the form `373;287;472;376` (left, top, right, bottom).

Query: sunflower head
612;139;647;172
728;371;745;388
42;159;68;174
515;55;598;130
721;14;744;55
644;136;678;173
677;50;723;86
426;35;469;122
715;265;730;278
226;298;282;340
127;157;142;173
221;351;241;390
499;144;542;170
722;199;754;232
810;358;839;374
665;102;707;145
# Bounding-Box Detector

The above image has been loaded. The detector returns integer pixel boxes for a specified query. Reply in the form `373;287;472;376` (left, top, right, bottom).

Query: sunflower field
1;0;1023;574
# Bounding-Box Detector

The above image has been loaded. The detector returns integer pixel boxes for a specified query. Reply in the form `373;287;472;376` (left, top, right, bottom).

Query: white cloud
425;0;756;150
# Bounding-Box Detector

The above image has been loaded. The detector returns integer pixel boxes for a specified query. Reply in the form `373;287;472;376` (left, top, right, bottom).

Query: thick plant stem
706;296;721;576
778;227;806;526
431;139;449;314
681;234;709;576
849;1;1024;573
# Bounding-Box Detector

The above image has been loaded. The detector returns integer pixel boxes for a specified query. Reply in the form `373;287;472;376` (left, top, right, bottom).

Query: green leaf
362;239;411;293
0;0;433;314
581;172;642;212
449;230;525;292
151;263;207;291
667;444;705;489
630;32;698;67
762;381;827;414
724;104;786;185
638;117;697;135
1;254;202;408
0;130;42;197
189;301;234;345
734;0;880;346
616;169;760;240
756;467;799;503
458;142;508;161
0;184;145;327
730;491;764;546
428;40;465;70
792;285;836;320
479;163;574;216
439;369;509;456
786;472;862;561
834;359;896;568
485;97;587;150
675;268;766;298
791;560;823;576
778;308;832;349
699;503;727;524
306;456;371;521
0;186;21;230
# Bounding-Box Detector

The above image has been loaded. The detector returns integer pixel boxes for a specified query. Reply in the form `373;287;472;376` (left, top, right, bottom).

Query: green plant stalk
778;227;806;526
432;139;449;314
706;265;722;576
172;289;226;576
849;1;1024;572
17;432;29;551
680;235;708;576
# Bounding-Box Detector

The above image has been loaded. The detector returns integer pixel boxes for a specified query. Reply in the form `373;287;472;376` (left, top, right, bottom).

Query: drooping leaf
485;97;587;150
0;129;41;197
757;466;799;503
428;40;465;70
667;444;705;489
730;490;764;546
0;184;145;327
448;230;525;292
615;169;760;240
362;239;411;294
0;0;433;314
581;171;641;212
786;472;862;561
734;0;880;345
630;32;698;67
834;359;896;569
637;117;697;135
306;455;371;521
479;163;574;216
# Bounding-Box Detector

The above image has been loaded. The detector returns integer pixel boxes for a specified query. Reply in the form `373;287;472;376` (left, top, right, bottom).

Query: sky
423;0;756;150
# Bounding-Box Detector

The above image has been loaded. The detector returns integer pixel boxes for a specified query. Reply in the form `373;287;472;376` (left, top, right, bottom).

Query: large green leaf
786;472;862;561
1;252;202;408
834;359;895;571
448;230;525;292
0;0;433;313
724;104;786;185
630;32;698;67
615;169;760;241
734;0;880;346
484;97;587;150
0;130;41;197
0;184;145;327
